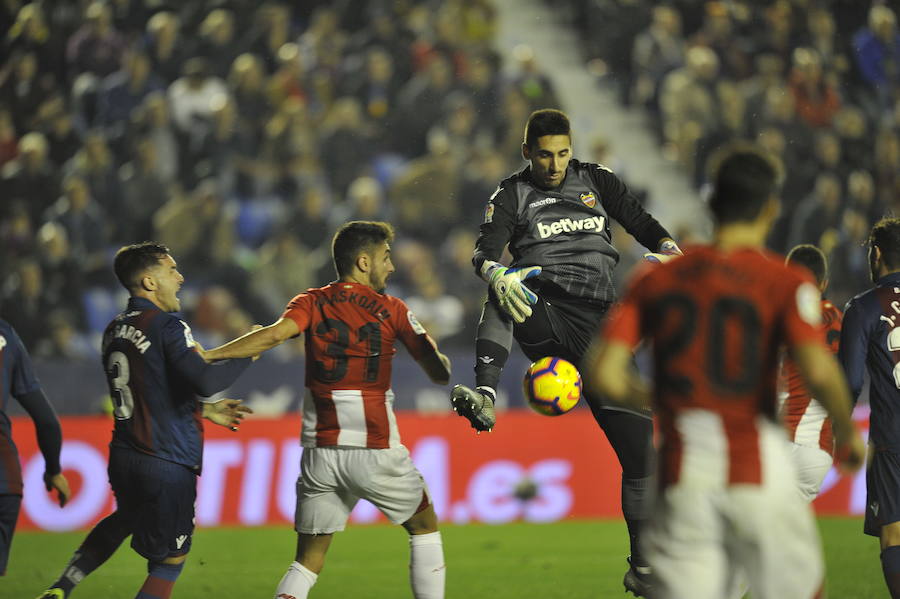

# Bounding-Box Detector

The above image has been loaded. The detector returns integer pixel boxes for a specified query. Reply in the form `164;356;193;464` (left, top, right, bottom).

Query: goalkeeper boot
450;385;496;432
35;589;66;599
623;557;652;597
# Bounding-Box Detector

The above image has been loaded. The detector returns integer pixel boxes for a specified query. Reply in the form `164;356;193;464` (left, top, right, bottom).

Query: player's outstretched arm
18;388;71;507
642;238;683;264
206;318;299;361
791;342;866;473
583;339;651;410
418;350;451;385
202;398;253;432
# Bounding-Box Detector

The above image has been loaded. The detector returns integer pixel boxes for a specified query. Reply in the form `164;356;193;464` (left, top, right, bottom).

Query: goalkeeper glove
450;384;496;432
643;239;683;264
481;261;542;323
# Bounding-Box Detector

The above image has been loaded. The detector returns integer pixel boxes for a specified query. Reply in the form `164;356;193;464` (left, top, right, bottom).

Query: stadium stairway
493;0;707;240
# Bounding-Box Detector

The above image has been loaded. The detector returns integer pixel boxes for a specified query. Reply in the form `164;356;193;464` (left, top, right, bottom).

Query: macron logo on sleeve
537;216;605;239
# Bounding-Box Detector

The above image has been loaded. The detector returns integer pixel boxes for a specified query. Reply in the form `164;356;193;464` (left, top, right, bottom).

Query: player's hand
834;431;867;475
203;398;254;431
643;239;683;264
488;265;542;323
450;384;496;432
43;472;71;508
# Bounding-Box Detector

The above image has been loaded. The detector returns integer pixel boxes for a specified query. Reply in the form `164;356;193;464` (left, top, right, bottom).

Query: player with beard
203;221;452;599
839;217;900;598
450;108;681;595
37;242;253;599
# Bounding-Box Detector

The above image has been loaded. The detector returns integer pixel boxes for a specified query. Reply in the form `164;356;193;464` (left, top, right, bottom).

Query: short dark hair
707;143;783;224
869;217;900;271
524;109;570;148
786;244;828;285
332;221;395;277
114;242;170;292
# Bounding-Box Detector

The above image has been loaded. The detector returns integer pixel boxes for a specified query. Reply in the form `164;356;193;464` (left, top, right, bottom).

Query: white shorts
645;418;824;599
788;442;833;502
295;446;430;534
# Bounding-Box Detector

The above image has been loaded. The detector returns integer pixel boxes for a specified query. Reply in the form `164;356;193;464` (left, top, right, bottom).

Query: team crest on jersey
483;202;495;224
579;192;597;208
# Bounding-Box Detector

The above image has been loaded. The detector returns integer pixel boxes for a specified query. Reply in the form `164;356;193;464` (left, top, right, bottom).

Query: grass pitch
5;517;886;598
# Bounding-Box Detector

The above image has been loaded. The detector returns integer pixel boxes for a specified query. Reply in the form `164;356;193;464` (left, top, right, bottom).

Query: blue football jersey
101;297;249;472
0;319;42;494
839;272;900;452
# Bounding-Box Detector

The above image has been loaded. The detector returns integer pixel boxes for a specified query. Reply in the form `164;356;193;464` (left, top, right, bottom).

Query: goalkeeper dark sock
136;560;184;599
51;513;129;596
881;545;900;598
622;477;651;568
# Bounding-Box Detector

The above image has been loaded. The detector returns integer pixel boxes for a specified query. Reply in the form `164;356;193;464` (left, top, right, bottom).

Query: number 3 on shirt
107;351;135;420
314;319;382;384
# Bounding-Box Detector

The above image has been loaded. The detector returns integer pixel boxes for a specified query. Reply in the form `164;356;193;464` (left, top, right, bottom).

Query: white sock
273;561;318;599
409;531;445;599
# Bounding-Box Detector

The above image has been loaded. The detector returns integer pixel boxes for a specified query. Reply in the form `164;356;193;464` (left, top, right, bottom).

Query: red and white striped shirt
780;299;842;456
281;282;439;449
603;247;823;487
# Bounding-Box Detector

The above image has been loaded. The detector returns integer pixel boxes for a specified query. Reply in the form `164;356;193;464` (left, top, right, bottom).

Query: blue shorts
108;448;197;561
865;450;900;537
0;493;22;575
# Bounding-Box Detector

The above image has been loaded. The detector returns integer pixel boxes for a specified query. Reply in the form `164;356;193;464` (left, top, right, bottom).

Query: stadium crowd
0;0;552;363
565;0;900;308
0;0;896;378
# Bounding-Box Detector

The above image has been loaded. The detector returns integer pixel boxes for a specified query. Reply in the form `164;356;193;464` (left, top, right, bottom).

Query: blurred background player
450;108;681;595
0;318;70;576
780;244;843;501
587;145;865;599
204;221;452;599
38;242;253;599
839;217;900;598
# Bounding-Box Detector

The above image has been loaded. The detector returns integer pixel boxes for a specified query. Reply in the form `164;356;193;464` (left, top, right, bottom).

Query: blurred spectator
1;131;59;224
252;226;328;317
43;99;81;167
65;129;121;220
343;46;400;146
35;221;84;319
847;168;883;224
659;45;719;168
631;5;685;112
241;2;293;72
37;309;95;360
853;5;900;112
873;127;900;212
130;91;180;184
44;173;108;279
1;259;52;348
285;185;332;258
1;50;56;131
228;53;270;131
167;57;228;135
390;129;460;240
65;1;124;79
457;147;510;229
95;47;163;137
145;11;182;83
509;44;560;111
832;105;872;172
0;107;17;167
320;97;375;196
789;47;841;128
828;206;873;308
118;136;169;242
462;52;501;130
396;53;458;156
405;273;465;342
194;9;238;79
268;42;308;109
788;172;843;250
335;176;391;225
5;3;64;83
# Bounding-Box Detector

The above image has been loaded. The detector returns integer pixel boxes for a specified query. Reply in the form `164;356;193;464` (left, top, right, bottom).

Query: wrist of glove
481;261;542;324
643;239;683;264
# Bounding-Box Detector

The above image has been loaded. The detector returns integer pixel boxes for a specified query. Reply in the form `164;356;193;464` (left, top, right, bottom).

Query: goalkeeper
451;109;680;597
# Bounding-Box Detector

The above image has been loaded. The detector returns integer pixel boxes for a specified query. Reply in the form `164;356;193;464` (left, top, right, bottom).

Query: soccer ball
523;356;582;416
